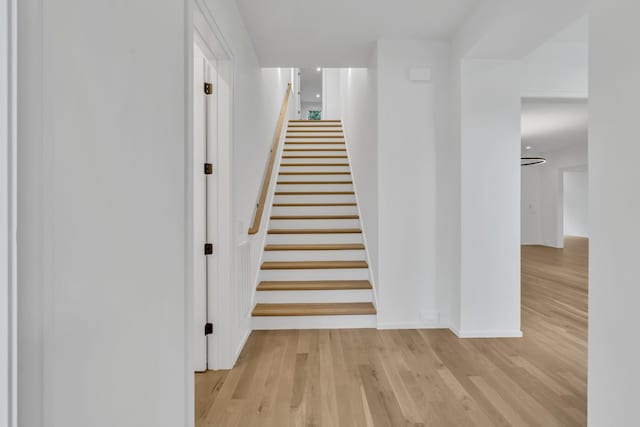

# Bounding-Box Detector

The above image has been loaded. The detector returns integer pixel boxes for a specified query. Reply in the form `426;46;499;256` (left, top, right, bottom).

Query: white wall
458;59;522;337
322;68;342;119
521;166;541;244
337;67;379;287
589;1;640;424
521;144;587;247
522;37;588;98
563;170;588;237
375;40;449;328
19;2;190;426
17;0;292;425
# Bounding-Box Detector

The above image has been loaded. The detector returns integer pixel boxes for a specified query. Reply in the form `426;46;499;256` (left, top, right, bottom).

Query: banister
248;83;292;235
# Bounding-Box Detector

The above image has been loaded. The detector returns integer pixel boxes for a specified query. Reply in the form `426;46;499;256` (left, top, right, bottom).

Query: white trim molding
450;328;523;338
1;0;18;425
377;321;447;330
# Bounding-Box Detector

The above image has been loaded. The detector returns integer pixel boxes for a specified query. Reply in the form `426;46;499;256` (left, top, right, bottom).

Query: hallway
195;238;588;426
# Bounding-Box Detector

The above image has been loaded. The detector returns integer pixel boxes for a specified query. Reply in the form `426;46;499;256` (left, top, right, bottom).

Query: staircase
252;119;377;329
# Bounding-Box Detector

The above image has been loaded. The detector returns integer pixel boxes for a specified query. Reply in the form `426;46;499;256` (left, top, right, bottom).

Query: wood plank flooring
196;237;588;426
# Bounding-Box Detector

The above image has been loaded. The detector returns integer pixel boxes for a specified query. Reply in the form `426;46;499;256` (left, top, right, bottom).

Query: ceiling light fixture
525;146;532;150
316;67;321;72
316;93;320;98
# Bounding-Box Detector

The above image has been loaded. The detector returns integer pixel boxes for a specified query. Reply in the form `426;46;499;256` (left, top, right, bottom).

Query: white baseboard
253;314;377;330
376;321;446;330
451;328;523;338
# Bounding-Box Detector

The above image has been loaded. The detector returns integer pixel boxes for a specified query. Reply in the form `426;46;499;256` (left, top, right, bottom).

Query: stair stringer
341;120;379;312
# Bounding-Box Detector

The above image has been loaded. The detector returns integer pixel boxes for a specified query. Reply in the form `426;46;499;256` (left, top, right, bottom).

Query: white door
193;44;218;372
204;49;219;370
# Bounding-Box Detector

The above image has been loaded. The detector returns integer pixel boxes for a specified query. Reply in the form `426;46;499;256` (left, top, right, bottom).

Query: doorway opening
299;67;323;119
518;17;589;420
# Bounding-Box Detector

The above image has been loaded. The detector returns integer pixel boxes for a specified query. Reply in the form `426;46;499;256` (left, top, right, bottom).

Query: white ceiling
300;67;323;104
235;0;481;67
521;98;588;154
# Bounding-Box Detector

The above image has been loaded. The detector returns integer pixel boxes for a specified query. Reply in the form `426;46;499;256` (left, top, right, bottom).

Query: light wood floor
196;237;588;426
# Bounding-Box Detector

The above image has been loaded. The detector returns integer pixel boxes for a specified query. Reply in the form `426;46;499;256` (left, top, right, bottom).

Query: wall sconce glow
316;93;320;98
316;67;321;72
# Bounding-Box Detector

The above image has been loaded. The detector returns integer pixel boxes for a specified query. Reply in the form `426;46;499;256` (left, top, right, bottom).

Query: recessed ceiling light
316;93;320;98
316;67;321;72
525;146;532;150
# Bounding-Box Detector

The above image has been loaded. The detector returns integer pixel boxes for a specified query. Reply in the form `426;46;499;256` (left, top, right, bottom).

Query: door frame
1;0;17;425
187;0;235;374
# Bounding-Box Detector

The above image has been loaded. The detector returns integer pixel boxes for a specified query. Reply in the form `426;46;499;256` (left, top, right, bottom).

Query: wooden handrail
248;83;292;235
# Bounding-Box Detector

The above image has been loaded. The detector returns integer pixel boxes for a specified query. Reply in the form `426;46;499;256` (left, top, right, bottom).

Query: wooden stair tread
289;120;341;122
274;191;355;195
286;136;345;138
286;130;345;132
285;142;346;145
280;163;349;167
282;155;348;159
257;280;372;291
270;215;359;220
261;260;368;270
283;148;347;151
252;302;376;316
276;181;353;184
287;126;343;128
268;228;362;234
264;243;365;251
278;172;351;175
272;203;357;207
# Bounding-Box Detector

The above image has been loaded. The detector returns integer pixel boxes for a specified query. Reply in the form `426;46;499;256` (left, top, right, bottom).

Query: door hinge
204;323;213;335
204;82;213;95
204;163;213;175
204;243;213;255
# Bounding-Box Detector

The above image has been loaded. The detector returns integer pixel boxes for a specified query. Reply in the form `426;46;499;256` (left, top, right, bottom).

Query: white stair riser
274;195;356;204
287;127;342;131
281;158;349;166
276;184;353;193
252;314;376;330
270;205;358;216
285;133;343;138
285;138;345;143
263;249;366;262
287;120;342;129
282;150;347;156
277;174;351;183
289;122;341;125
283;143;346;150
269;219;360;229
259;268;369;281
278;166;350;173
267;233;363;244
256;289;372;304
